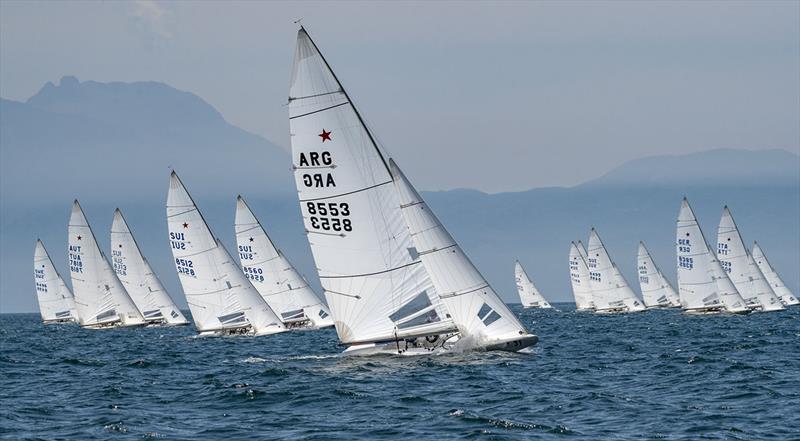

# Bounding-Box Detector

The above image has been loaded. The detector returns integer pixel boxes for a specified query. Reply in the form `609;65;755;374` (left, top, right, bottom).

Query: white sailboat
637;241;680;308
676;197;748;314
111;209;189;325
514;261;552;308
586;228;645;313
68;200;145;328
717;207;784;312
34;239;78;323
288;27;535;354
234;195;334;329
569;241;595;310
166;172;286;336
752;241;799;306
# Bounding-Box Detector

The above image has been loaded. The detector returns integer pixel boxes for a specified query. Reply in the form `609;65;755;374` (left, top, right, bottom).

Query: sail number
720;260;731;273
306;202;352;232
678;239;691;253
112;250;127;276
717;243;729;256
35;282;48;293
238;245;253;261
175;258;195;276
170;232;187;250
679;256;694;269
589;271;601;282
242;266;264;282
69;245;83;273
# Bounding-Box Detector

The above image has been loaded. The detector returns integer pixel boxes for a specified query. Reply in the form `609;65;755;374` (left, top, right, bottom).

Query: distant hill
1;77;797;313
1;76;293;204
583;148;799;188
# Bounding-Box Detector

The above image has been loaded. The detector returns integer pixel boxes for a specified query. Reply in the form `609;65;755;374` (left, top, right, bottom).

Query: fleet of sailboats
30;27;797;352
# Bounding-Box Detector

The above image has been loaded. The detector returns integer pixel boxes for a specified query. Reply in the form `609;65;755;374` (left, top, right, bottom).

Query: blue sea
2;305;799;440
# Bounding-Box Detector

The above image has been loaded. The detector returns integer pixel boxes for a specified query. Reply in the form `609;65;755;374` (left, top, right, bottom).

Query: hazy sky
2;0;798;192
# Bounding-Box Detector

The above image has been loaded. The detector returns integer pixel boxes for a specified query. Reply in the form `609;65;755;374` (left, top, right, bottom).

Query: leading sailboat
288;27;536;354
675;198;749;314
68;200;145;328
34;239;78;323
166;172;286;336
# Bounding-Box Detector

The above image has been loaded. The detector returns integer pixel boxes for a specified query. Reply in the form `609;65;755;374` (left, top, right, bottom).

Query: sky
1;0;799;192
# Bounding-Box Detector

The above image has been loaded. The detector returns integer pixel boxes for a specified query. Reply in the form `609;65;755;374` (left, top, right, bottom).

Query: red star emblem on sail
319;129;332;142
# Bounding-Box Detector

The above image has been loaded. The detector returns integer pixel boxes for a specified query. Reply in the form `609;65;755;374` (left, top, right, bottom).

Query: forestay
752;242;799;306
391;160;532;343
34;239;78;323
111;209;188;325
637;241;680;308
68;200;144;327
234;196;334;328
514;261;552;308
569;242;594;310
716;207;784;311
166;172;285;335
586;228;645;312
288;28;454;345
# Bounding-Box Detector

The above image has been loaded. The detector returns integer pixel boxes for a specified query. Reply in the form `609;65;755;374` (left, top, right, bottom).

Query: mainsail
569;241;594;310
288;27;455;345
234;195;334;329
637;241;680;308
752;241;799;306
716;207;784;311
34;239;78;323
166;172;285;335
586;228;645;312
514;261;552;308
111;209;189;325
391;159;533;345
676;198;747;313
68;200;145;327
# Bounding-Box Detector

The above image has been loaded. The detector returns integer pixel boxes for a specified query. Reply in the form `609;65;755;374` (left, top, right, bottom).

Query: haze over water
2;305;798;440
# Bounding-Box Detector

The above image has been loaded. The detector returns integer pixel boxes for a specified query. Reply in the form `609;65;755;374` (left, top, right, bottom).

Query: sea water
1;305;798;440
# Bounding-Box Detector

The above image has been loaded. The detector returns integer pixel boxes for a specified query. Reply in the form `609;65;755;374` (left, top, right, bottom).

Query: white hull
341;333;538;356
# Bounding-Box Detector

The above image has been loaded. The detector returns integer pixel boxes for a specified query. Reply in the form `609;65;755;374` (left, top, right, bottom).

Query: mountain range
1;77;797;313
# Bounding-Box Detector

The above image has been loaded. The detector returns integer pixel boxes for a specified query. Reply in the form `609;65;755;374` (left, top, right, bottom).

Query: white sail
288;27;456;346
716;207;784;312
569;242;594;310
34;239;78;323
111;209;189;325
234;196;334;329
676;198;748;313
586;228;645;312
637;241;680;308
752;242;799;306
391;159;534;347
514;261;552;308
68;200;145;327
166;172;285;336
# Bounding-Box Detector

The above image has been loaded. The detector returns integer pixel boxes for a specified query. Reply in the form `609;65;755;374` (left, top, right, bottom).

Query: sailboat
166;172;286;336
68;200;146;328
34;239;78;323
586;228;645;313
514;261;552;308
234;195;334;330
569;241;595;311
637;241;680;308
676;197;749;314
288;27;536;354
752;242;799;306
716;207;784;312
111;209;189;325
